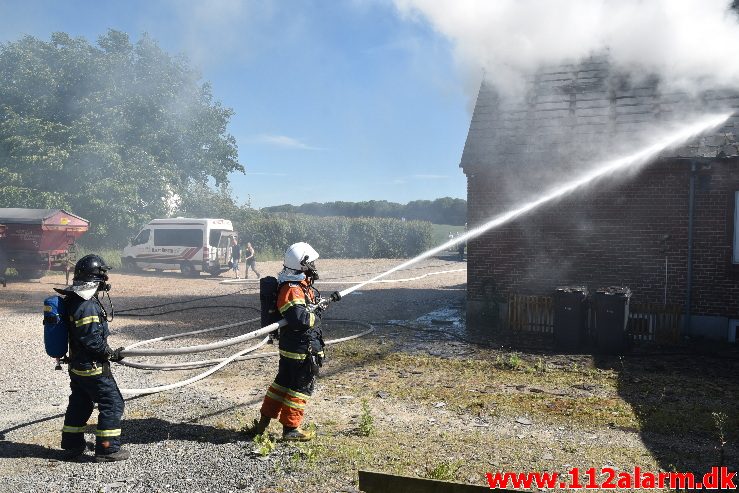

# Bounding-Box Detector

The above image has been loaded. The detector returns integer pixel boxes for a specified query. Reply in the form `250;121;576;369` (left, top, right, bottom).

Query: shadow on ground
0;417;246;462
477;321;739;477
593;346;739;475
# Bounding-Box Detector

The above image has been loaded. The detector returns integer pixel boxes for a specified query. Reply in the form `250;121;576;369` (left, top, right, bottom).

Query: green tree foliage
231;210;432;259
263;197;466;225
175;182;241;220
0;31;241;246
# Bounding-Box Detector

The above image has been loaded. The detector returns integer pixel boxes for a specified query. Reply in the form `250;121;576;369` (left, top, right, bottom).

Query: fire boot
282;426;315;442
94;448;130;463
246;414;272;438
61;433;93;460
60;441;93;460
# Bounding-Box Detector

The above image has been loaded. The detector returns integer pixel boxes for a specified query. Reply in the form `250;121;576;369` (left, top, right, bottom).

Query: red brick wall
465;158;739;323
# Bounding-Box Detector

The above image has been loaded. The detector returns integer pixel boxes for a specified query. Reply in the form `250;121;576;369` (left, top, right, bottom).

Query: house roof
460;56;739;174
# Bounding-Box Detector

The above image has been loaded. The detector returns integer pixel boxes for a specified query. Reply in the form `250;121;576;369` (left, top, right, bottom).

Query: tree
175;181;241;220
0;30;242;246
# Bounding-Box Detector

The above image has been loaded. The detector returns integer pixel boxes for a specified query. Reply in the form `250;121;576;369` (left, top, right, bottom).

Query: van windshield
154;229;203;247
209;229;232;247
132;229;150;246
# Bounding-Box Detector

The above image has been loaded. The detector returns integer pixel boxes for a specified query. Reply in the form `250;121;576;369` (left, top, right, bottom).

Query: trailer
0;208;89;283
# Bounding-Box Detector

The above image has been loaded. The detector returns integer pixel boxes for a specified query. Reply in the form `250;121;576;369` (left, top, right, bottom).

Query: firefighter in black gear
254;242;339;441
56;254;128;462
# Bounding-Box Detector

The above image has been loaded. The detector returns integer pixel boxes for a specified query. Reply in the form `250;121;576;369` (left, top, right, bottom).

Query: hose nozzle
330;291;341;302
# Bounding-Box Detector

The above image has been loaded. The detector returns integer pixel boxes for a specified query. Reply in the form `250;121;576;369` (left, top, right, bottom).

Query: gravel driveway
0;257;467;492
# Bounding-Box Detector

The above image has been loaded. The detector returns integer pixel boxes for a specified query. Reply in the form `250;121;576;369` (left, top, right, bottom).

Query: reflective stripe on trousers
62;373;124;454
278;349;324;360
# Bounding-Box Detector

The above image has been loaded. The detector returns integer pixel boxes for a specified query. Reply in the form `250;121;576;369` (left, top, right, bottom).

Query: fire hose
118;320;370;396
119;289;341;358
116;267;465;396
119;320;375;371
115;293;364;395
119;337;271;396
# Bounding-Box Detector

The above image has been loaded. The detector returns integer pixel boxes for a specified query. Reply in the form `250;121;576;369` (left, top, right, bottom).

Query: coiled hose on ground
115;265;467;395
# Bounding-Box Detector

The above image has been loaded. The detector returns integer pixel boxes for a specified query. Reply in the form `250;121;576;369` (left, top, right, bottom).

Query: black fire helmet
73;254;112;283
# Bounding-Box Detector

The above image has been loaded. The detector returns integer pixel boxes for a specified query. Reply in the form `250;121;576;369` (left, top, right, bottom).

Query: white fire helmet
283;242;320;272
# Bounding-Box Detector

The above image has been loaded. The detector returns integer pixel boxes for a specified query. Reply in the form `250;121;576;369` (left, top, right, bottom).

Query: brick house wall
460;57;739;337
465;158;739;336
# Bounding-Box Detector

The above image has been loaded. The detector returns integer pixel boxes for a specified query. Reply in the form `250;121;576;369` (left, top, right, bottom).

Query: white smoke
393;0;739;98
165;0;271;67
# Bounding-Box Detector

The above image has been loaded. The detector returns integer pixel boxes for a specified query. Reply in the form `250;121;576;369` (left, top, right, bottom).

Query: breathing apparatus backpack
43;295;69;359
259;276;281;342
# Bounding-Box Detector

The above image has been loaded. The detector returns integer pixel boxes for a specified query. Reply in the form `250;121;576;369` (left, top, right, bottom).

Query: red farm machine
0;208;89;285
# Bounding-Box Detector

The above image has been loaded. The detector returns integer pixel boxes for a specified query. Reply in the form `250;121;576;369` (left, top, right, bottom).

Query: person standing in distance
230;236;241;279
56;254;128;462
244;241;261;279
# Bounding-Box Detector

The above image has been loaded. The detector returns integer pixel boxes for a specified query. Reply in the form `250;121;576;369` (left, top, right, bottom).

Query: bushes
233;211;432;259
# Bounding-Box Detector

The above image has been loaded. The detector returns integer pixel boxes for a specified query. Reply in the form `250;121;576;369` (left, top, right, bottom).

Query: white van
121;218;234;276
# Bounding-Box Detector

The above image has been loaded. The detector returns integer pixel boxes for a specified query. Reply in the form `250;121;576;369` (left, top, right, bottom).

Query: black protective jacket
66;294;114;372
276;280;323;356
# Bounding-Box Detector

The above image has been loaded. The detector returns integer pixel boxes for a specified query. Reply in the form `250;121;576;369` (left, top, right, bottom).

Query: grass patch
277;427;662;491
290;441;320;466
328;344;635;428
253;431;276;456
327;340;739;437
425;460;463;481
269;332;739;489
358;399;375;437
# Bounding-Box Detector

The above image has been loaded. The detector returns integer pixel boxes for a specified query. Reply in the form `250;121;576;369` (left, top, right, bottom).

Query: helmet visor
300;257;319;279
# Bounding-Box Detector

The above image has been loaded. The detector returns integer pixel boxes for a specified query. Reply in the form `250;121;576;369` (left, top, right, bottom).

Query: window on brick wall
735;191;739;264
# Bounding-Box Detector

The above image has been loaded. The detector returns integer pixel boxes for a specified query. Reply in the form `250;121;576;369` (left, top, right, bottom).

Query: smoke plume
393;0;739;98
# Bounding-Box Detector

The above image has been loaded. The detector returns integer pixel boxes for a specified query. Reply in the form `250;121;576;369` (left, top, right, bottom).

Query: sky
3;1;738;209
0;0;471;209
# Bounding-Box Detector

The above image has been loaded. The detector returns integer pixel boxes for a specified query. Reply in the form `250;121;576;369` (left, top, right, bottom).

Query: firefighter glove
109;347;125;362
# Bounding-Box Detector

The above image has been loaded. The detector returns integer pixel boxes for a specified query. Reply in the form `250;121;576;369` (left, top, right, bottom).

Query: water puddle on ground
385;305;484;357
415;307;464;328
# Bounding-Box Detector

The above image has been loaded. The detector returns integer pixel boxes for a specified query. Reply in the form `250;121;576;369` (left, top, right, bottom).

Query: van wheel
122;257;139;272
180;262;199;277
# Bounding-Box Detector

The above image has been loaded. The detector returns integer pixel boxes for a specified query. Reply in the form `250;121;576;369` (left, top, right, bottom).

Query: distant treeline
263;198;467;226
232;211;432;259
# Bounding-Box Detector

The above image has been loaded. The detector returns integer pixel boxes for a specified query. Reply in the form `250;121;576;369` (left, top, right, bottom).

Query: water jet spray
118;112;730;395
336;112;731;299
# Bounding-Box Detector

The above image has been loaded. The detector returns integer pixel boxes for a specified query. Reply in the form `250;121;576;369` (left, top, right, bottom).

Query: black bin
553;286;589;351
594;286;631;354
